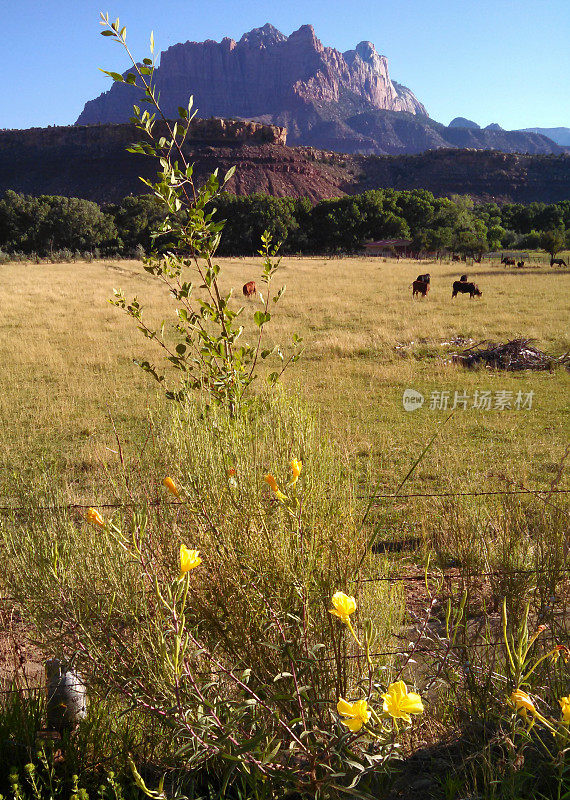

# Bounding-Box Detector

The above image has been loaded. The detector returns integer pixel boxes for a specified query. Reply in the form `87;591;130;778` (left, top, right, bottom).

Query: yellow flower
85;507;105;527
337;698;371;732
329;591;357;623
180;545;202;574
381;681;424;723
510;689;537;719
163;477;179;497
264;473;279;492
290;459;302;484
264;473;287;501
559;696;570;724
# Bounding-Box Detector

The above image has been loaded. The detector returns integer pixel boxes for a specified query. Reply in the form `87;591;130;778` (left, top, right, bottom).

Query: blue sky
3;0;569;131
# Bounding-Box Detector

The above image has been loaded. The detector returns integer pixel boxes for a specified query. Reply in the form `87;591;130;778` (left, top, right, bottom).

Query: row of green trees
0;188;568;258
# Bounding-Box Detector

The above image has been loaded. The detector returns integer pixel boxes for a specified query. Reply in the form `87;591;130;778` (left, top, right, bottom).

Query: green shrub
2;390;409;797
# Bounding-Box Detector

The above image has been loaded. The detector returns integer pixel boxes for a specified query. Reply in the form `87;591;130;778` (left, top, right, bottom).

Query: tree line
0;188;568;259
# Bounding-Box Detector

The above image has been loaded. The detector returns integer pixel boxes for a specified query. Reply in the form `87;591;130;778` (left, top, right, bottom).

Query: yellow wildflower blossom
329;591;357;623
163;477;179;497
290;459;302;484
264;473;287;501
381;681;424;723
180;545;202;574
510;689;536;717
559;696;570;724
337;698;371;732
85;507;105;527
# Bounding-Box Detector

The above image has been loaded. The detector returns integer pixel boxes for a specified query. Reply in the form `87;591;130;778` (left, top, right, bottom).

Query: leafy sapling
100;14;302;415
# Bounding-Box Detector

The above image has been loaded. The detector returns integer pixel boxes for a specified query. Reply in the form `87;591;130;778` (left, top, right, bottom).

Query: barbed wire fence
0;487;567;514
0;486;568;697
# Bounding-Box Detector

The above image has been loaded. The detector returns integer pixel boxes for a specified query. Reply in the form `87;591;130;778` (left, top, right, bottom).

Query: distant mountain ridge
75;24;566;158
2;122;569;204
519;127;570;146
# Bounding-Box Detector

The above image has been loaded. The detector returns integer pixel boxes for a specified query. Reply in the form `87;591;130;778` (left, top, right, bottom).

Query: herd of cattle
411;273;482;299
241;252;568;302
244;275;483;302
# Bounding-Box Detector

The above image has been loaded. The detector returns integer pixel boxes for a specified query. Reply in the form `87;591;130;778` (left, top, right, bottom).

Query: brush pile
452;338;570;370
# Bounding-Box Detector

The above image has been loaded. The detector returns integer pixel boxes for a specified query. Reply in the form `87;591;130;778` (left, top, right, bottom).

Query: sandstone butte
76;23;426;152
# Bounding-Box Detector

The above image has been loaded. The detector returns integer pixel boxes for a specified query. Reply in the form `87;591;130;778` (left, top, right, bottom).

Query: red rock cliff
76;23;427;150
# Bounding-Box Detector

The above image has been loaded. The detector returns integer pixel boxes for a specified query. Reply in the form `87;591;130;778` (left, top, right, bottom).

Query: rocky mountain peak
238;23;286;48
76;22;428;147
449;117;481;129
343;40;388;76
355;40;383;64
287;24;321;50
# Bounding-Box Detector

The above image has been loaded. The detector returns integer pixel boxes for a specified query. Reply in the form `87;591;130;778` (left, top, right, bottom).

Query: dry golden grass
0;255;568;504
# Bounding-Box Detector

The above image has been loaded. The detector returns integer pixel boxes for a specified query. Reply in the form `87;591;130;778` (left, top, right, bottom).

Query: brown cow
412;280;430;298
452;254;461;262
242;281;256;297
452;281;482;299
501;256;516;266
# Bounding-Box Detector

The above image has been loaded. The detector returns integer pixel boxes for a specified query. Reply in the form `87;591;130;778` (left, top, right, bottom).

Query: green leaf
101;30;115;37
223;165;236;184
254;311;270;327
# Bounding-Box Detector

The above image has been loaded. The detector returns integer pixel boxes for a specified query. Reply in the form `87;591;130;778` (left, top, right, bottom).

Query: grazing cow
551;258;567;267
452;281;482;299
501;256;516;266
459;274;468;282
416;273;431;284
412;280;430;298
517;261;525;268
452;254;461;262
242;281;256;297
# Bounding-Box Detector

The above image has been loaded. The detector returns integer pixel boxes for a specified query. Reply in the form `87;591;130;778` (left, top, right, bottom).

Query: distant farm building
363;239;412;257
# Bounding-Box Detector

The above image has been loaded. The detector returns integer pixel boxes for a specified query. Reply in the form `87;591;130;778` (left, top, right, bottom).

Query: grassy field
0;255;567;506
0;253;569;798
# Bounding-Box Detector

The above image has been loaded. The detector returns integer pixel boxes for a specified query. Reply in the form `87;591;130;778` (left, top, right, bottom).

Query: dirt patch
0;599;44;691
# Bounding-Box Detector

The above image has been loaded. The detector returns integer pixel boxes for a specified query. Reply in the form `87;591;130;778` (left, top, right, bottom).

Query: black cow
551;258;567;267
452;281;482;299
412;280;430;298
416;273;431;284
